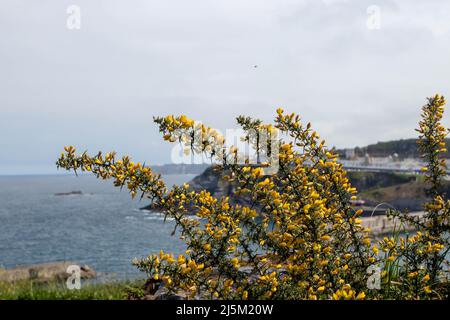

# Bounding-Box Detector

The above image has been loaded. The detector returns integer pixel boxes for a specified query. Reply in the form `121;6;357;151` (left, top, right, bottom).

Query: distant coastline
151;163;210;175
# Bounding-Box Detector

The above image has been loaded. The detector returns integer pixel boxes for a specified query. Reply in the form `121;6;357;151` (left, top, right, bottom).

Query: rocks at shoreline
0;262;96;283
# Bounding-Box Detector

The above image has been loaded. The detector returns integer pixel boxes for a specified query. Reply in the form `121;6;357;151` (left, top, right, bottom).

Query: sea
0;174;194;279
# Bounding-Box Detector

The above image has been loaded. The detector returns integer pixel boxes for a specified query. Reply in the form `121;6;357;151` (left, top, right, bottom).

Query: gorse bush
57;95;449;300
380;94;450;299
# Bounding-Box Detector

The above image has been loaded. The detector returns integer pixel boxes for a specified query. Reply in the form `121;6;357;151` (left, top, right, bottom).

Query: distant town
155;138;450;175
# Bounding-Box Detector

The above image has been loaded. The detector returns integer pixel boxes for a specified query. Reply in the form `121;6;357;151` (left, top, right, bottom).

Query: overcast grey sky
1;0;450;174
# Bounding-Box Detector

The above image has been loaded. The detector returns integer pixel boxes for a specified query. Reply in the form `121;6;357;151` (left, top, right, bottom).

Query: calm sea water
0;174;194;279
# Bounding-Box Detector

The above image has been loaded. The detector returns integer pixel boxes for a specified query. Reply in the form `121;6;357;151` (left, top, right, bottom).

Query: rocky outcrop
0;262;96;283
142;166;252;212
188;166;249;205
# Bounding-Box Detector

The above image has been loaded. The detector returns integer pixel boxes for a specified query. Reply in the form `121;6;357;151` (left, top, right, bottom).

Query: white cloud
0;0;449;174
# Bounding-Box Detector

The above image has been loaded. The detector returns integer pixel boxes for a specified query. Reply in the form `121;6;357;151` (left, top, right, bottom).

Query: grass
0;278;146;300
359;177;450;205
359;181;427;204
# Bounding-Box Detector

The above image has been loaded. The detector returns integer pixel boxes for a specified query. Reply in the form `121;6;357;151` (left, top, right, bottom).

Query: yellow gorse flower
56;95;449;300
